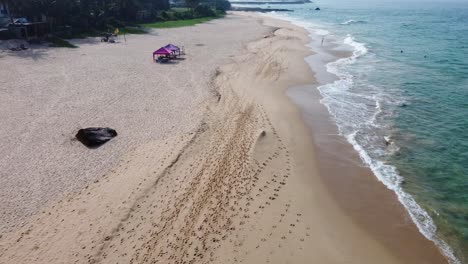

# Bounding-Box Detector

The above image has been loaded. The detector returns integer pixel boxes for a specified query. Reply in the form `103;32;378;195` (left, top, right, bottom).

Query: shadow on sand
70;38;101;46
155;60;180;65
3;47;50;61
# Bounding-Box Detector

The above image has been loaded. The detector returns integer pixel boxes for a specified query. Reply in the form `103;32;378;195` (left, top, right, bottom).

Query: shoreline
0;13;449;263
267;12;458;263
249;13;449;263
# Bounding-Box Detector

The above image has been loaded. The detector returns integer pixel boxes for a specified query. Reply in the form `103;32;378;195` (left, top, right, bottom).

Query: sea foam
340;20;367;25
322;31;461;264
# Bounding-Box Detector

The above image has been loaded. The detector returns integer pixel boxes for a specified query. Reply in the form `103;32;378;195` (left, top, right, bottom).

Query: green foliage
7;0;172;32
173;11;194;20
171;7;190;12
141;16;218;28
215;0;231;12
194;4;215;17
5;0;223;41
160;11;171;20
185;0;200;10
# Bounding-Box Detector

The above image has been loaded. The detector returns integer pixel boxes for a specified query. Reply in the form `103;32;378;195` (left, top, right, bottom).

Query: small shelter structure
153;47;173;62
164;44;180;55
8;20;49;40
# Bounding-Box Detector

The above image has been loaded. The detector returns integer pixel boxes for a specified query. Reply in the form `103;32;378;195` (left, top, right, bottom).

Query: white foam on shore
340;19;367;25
262;11;461;264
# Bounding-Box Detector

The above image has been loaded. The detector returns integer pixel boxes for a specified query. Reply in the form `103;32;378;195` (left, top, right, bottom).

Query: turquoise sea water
237;0;468;262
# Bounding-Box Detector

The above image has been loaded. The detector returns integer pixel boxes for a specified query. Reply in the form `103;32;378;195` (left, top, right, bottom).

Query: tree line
2;0;230;33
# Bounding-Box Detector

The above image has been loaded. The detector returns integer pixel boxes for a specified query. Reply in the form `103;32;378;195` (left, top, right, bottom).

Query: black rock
315;7;320;10
76;127;117;148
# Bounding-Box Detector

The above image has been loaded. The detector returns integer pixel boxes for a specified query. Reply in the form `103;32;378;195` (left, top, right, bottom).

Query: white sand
0;15;270;233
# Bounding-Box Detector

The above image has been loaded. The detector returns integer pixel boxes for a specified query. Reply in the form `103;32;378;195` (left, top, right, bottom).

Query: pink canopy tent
164;44;180;55
153;47;173;61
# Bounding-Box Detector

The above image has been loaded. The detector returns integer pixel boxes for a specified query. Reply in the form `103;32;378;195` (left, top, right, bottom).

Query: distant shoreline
230;0;310;4
231;6;293;12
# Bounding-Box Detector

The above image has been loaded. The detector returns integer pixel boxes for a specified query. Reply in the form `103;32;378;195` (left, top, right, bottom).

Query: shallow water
240;0;468;263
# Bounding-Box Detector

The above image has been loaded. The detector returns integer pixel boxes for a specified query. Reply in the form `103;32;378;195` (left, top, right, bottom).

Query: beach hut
164;44;181;55
153;47;172;62
8;21;49;41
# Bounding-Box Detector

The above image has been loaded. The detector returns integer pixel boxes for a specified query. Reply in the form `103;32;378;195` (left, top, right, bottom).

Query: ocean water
238;0;468;262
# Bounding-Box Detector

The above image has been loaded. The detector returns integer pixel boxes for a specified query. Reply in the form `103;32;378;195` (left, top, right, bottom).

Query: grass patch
47;36;77;48
141;16;221;29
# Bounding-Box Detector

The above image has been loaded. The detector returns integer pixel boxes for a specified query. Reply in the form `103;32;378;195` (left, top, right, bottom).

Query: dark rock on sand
76;127;117;148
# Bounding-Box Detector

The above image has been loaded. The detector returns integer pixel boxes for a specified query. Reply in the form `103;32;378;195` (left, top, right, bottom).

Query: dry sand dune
0;13;448;264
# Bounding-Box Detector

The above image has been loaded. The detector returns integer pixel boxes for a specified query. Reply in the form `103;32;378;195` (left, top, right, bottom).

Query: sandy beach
0;13;448;263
